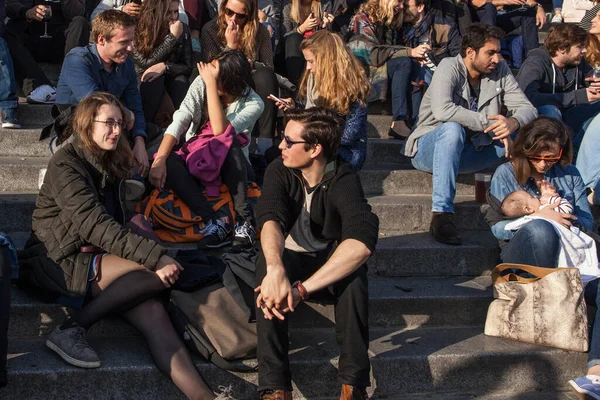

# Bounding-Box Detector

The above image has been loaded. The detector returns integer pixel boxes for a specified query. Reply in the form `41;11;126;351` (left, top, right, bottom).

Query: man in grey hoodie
403;23;537;245
516;23;600;204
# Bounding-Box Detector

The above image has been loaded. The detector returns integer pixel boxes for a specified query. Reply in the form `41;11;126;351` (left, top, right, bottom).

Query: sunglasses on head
224;7;248;21
528;148;563;164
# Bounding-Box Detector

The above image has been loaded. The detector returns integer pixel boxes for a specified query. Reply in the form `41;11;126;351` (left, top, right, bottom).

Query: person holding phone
20;92;231;399
201;0;278;150
281;0;335;85
132;0;192;125
269;30;371;170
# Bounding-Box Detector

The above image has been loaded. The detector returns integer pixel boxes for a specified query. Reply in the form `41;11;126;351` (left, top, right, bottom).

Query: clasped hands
255;265;303;321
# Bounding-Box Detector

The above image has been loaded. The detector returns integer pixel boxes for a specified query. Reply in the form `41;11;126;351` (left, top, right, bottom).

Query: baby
501;181;573;218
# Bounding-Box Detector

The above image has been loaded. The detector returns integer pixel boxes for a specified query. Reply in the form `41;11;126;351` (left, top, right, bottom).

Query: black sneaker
233;220;256;249
198;219;232;249
430;212;462;245
45;325;101;369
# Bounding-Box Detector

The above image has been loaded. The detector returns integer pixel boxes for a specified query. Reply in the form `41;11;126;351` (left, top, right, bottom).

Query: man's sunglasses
224;7;248;21
528;148;563;164
283;135;312;149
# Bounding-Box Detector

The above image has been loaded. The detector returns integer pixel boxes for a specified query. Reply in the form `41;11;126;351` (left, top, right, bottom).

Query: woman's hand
169;20;184;39
225;20;241;50
149;157;167;190
132;136;149;177
410;44;431;59
141;62;167;82
197;61;219;86
155;255;184;288
532;204;577;228
298;13;318;34
321;12;334;29
268;95;295;110
122;2;141;16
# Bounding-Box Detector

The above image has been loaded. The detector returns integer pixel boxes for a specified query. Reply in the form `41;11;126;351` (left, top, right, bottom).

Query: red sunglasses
528;148;563;164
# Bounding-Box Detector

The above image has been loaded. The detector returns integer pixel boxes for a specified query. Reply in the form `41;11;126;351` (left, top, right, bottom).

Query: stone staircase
0;73;586;399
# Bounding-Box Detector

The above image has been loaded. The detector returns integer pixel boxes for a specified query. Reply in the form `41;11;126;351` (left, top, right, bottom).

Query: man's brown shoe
259;390;292;400
340;384;368;400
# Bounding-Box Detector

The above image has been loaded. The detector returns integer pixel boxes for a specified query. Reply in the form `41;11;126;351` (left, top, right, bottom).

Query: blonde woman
281;0;335;85
201;0;278;143
272;31;371;169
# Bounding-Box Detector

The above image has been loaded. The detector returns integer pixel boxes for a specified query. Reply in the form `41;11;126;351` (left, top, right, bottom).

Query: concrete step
0;192;490;233
365;138;411;165
10;226;500;278
360;164;478;196
3;326;588;399
16;102;54;127
8;276;493;338
0;129;50;157
368;194;489;231
0;157;48;192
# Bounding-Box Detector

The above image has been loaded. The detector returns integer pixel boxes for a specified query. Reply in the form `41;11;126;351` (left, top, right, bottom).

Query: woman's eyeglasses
224;7;248;21
283;135;308;149
528;148;563;164
94;120;125;130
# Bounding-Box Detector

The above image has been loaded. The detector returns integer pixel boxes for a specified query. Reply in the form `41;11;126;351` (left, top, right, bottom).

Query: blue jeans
585;278;600;369
500;219;561;268
387;56;432;124
0;38;18;119
411;122;508;212
553;0;563;10
538;104;600;201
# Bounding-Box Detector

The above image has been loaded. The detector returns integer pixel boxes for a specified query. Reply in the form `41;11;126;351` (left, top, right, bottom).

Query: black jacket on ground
255;158;379;253
516;47;592;110
20;135;166;297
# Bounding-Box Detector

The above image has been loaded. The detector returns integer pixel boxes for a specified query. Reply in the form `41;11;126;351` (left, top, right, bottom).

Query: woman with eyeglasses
271;30;370;170
486;116;593;266
21;92;229;399
201;0;278;149
150;50;264;249
132;0;193;125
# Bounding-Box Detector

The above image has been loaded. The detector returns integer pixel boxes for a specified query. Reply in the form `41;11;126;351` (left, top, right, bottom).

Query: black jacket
6;0;85;23
516;47;592;110
255;158;379;253
132;23;193;78
20;135;167;296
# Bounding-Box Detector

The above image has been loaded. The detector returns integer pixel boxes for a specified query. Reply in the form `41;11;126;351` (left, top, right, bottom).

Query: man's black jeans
255;248;370;391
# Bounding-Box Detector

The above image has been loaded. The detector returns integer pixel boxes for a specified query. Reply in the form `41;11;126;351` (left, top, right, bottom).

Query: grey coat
404;55;538;157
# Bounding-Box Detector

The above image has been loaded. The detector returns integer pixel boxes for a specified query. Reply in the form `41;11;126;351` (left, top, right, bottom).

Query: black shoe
387;128;409;141
430;212;461;245
232;220;256;249
198;219;232;249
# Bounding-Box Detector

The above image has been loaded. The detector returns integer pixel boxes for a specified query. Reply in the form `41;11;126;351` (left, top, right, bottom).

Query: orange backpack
135;183;261;243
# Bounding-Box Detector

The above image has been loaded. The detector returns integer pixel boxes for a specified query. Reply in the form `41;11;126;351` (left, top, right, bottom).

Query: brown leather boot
339;384;368;400
259;390;292;400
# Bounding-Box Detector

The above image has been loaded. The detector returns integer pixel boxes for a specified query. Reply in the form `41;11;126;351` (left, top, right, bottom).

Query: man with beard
54;10;152;180
386;0;461;138
517;23;600;205
403;23;537;245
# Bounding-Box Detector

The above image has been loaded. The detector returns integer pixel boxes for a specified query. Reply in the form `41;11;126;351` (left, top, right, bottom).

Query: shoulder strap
492;263;572;285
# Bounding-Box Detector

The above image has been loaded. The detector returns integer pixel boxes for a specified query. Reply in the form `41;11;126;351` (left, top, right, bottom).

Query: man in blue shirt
55;9;150;175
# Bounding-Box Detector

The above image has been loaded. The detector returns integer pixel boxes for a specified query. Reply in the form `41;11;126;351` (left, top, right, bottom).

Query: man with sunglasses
253;107;379;400
517;23;600;205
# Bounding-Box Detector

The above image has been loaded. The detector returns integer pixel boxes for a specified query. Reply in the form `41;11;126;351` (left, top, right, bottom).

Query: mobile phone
132;0;142;5
268;94;290;108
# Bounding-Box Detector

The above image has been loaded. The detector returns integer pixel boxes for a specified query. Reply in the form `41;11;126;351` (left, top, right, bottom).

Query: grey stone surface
0;157;49;192
0;193;37;232
368;195;489;231
4;327;588;399
8;276;493;338
359;165;480;196
365;139;411;165
0;128;51;157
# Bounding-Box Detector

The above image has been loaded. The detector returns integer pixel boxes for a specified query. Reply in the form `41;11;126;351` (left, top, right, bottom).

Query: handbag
484;263;589;352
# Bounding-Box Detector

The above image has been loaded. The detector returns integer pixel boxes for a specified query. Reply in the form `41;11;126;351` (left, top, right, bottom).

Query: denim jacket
488;161;593;241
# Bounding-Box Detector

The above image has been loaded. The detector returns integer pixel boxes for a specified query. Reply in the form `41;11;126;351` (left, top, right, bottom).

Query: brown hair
290;0;324;24
298;31;370;115
586;33;600;68
71;92;135;180
500;191;533;217
135;0;176;58
217;0;259;59
510;117;573;186
544;23;587;57
92;9;136;43
284;107;344;161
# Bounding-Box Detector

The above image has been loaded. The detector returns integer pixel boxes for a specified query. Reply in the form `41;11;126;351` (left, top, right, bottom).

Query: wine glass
40;2;52;39
594;64;600;80
517;0;528;12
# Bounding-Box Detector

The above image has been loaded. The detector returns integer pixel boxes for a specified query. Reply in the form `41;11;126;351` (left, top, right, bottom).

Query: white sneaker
551;13;563;23
27;85;56;104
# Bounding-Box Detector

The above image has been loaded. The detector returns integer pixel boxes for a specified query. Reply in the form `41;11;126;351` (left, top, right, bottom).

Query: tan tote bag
484;263;589;352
